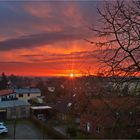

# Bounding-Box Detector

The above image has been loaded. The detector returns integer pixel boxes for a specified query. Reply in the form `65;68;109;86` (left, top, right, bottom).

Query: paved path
53;125;68;137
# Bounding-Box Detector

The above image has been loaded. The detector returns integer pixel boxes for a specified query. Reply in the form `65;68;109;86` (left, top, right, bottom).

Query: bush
76;131;94;139
66;125;77;137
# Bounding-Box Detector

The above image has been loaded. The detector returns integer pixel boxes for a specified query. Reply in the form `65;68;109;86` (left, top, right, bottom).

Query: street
0;119;48;139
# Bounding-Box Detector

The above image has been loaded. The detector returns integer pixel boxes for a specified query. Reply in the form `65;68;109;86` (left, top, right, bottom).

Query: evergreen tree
0;72;8;89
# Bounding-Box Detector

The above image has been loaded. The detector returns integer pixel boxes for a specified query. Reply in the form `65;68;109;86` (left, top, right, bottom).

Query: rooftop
0;99;30;108
54;96;74;113
14;88;41;94
31;106;52;110
0;89;14;96
90;96;139;110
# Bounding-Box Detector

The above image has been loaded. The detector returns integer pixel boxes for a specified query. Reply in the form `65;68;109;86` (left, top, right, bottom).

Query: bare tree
90;0;140;77
85;2;140;138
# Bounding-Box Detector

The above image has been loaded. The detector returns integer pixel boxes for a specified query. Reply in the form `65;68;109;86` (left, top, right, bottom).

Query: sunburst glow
69;73;75;78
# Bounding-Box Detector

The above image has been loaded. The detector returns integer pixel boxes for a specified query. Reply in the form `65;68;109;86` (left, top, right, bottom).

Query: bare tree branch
91;0;140;76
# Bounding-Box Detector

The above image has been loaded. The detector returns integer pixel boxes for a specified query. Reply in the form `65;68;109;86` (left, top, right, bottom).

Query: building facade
80;97;140;138
14;88;41;102
0;99;30;120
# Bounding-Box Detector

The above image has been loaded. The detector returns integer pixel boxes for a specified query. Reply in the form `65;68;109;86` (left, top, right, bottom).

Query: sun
69;73;75;78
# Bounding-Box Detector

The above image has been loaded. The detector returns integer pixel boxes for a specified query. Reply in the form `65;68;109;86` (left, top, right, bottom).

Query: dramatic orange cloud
0;1;102;76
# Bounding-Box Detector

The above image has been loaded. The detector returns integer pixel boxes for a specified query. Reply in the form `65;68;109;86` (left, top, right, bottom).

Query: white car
0;122;8;134
0;122;4;125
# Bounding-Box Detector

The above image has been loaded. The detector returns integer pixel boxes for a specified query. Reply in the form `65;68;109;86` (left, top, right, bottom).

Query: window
96;127;101;133
1;97;6;101
86;122;90;132
19;94;23;97
27;93;30;96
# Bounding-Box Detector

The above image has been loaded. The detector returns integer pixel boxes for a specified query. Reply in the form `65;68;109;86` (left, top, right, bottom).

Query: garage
0;100;30;119
0;109;7;120
31;106;52;120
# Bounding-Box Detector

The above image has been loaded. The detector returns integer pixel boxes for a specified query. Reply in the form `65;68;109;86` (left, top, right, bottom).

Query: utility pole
13;115;16;140
13;97;17;140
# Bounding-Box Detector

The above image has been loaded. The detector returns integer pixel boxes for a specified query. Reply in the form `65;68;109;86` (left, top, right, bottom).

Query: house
0;99;30;120
0;89;30;120
80;98;115;138
54;97;74;122
80;97;140;138
14;88;41;102
54;95;81;125
0;89;16;101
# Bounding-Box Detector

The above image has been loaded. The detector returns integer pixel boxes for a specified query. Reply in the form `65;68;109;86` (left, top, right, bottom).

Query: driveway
0;120;48;139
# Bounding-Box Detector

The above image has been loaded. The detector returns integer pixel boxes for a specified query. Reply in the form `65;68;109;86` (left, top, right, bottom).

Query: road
0;119;49;139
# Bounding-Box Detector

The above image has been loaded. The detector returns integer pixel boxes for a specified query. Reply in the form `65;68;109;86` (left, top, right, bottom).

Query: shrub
66;125;77;137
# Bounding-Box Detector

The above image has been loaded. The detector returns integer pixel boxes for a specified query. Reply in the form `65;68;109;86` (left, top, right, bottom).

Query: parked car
0;122;8;134
0;122;4;126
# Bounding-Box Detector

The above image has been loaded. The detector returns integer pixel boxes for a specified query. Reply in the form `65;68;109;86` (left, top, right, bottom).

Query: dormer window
67;103;72;107
73;94;76;97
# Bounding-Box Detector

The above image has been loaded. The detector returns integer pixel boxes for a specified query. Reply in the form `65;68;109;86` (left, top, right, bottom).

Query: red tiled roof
0;89;14;96
81;97;140;129
90;97;139;111
103;97;138;110
90;98;108;110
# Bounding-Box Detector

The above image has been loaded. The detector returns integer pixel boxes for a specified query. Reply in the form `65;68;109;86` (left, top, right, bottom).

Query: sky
0;1;103;77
